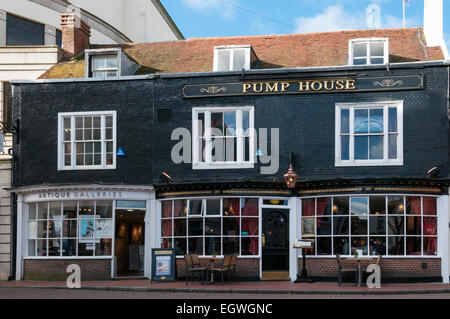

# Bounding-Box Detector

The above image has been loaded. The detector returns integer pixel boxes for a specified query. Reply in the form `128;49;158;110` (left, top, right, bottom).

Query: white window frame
213;45;252;72
91;55;119;78
85;49;122;78
192;106;255;170
335;101;403;167
348;38;389;66
57;111;117;171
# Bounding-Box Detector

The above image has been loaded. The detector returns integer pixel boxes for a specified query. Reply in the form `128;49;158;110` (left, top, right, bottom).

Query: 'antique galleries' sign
182;75;423;98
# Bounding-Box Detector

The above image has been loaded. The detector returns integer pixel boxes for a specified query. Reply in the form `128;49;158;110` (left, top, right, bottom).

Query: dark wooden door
262;209;289;271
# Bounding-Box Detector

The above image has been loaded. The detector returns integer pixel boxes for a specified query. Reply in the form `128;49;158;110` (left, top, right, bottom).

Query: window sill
335;160;403;167
193;163;254;170
58;165;117;171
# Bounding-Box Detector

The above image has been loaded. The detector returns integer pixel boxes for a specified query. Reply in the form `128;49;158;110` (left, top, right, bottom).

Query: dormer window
85;48;122;78
91;55;119;78
349;38;389;66
213;45;257;72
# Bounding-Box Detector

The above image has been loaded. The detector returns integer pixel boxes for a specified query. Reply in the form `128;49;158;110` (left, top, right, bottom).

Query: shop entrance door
262;209;290;280
114;209;146;277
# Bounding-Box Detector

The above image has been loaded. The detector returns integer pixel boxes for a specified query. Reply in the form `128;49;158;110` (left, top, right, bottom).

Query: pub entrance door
262;209;290;280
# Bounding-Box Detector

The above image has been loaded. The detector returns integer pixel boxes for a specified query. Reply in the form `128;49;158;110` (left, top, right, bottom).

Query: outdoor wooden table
342;256;378;287
200;256;223;285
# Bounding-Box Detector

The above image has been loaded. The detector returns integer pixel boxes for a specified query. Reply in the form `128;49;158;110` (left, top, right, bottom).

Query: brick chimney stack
60;13;91;60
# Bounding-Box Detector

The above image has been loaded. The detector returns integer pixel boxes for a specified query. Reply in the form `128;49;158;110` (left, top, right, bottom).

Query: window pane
205;218;221;236
223;218;240;236
317;198;332;216
370;197;386;215
174;200;188;217
388;135;397;159
341;136;349;161
162;201;172;218
217;49;231;71
223;198;240;216
370;58;384;65
333;197;349;215
28;240;36;256
423;217;437;236
29;204;37;220
353;43;367;58
62;219;77;238
406;216;421;235
211;113;223;132
333;237;350;255
388;216;404;235
189;200;203;216
369;135;383;160
36;239;47;256
188;238;203;255
161;220;172;237
232;49;246;71
188;218;203;236
6;14;44;46
369;109;383;133
354;109;369;133
351;216;368;235
406;237;421;255
302;198;315;216
351;237;368;255
406;196;421;215
174;219;186;237
353;58;367;65
333;217;349;235
161;238;172;249
78;201;94;216
369;216;386;235
242;218;259;236
105;56;118;68
95;239;112;256
340;109;349;134
206;199;221;216
241;237;258;255
242;198;258;216
243;111;250;135
370;42;384;56
370;237;386;255
37;221;47;238
317;217;331;235
38;202;48;219
317;237;332;255
423;237;437;255
49;202;61;219
223;237;239;255
388;108;398;132
48;218;62;239
205;237;221;255
355;136;368;160
174;238;187;255
388;196;404;215
78;242;94;256
351;197;368;216
423;197;437;215
224;112;236;136
96;201;112;218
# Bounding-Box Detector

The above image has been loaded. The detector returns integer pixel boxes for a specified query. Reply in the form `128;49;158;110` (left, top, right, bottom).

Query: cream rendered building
0;0;182;280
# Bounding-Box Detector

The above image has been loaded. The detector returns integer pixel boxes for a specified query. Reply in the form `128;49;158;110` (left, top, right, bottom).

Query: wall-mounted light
284;164;298;189
160;172;172;183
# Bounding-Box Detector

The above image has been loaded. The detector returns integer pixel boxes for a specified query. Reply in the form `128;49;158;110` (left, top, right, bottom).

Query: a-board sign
151;248;176;282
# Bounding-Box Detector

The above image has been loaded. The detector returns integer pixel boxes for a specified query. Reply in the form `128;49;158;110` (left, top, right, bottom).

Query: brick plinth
298;257;441;279
23;259;112;281
176;258;260;280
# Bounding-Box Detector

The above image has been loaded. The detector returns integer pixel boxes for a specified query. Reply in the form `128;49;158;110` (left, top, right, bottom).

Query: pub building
7;4;450;283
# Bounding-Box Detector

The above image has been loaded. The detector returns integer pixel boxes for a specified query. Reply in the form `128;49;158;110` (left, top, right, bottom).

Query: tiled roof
39;27;445;79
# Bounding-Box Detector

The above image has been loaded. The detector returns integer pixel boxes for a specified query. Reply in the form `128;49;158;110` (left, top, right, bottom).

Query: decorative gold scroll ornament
200;86;227;94
373;79;404;87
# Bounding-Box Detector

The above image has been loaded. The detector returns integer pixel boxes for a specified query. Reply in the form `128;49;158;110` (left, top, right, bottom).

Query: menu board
151;248;176;282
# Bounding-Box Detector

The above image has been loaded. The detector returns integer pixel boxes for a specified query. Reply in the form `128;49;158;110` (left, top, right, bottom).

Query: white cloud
181;0;235;19
294;4;417;34
294;4;365;33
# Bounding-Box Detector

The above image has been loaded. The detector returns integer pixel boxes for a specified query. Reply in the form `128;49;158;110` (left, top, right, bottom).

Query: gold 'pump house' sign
182;75;423;98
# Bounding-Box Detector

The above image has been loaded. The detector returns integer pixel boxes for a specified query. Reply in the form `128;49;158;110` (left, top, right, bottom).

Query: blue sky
161;0;449;50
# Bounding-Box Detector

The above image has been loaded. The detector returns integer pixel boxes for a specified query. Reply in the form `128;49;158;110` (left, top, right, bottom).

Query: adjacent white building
0;0;182;281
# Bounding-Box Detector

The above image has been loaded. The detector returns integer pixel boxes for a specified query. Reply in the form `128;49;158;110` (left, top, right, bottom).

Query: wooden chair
211;254;233;285
336;254;358;286
184;254;207;286
191;253;202;268
227;254;238;283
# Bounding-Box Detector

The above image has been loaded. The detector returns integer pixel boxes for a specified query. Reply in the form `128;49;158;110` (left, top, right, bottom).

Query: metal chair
184;254;207;286
336;254;358;286
210;254;233;285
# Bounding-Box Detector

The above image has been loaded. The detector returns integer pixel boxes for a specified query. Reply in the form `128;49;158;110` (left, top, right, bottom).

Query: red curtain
316;198;328;229
241;199;258;255
423;197;437;215
302;198;315;216
423;217;437;236
242;198;258;216
162;220;172;237
162;201;172;218
407;196;421;215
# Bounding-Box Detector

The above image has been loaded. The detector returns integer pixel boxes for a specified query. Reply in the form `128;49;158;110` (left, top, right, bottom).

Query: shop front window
27;201;113;257
301;195;438;256
160;198;259;256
